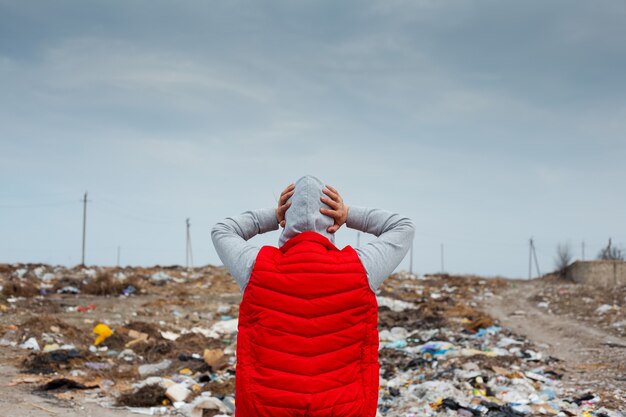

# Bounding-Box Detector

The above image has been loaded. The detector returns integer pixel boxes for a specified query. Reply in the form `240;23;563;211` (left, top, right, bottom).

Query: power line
0;200;76;208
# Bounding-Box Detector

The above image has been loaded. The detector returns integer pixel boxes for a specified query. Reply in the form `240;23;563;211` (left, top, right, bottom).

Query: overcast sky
1;0;625;278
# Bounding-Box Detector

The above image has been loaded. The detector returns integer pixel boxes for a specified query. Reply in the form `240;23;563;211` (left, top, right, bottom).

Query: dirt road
0;360;133;417
478;279;626;395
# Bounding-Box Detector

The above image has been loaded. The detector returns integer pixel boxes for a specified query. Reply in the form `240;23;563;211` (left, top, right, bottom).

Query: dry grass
2;279;39;298
80;271;141;296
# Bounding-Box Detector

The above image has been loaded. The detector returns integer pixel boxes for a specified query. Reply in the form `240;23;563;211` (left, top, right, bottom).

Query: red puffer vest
234;231;380;417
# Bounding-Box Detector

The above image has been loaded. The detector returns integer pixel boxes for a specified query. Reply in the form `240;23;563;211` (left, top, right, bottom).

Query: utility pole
528;237;540;279
81;192;88;266
440;243;445;274
186;218;194;270
117;246;121;267
532;239;541;278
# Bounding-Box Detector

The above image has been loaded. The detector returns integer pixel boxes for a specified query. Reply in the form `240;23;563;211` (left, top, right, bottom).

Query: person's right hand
320;184;349;233
276;183;295;228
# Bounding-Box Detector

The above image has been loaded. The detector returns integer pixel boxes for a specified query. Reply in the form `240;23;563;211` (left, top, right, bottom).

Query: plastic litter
93;323;113;345
19;337;40;351
1;264;623;416
138;360;173;377
165;383;190;403
123;285;137;296
77;304;97;313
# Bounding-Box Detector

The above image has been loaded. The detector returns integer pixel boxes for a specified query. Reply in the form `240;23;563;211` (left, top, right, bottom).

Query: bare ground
0;360;134;417
477;279;626;396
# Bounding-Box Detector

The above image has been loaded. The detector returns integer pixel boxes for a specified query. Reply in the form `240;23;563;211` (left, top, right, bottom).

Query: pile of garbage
0;264;624;416
375;273;625;416
528;276;626;338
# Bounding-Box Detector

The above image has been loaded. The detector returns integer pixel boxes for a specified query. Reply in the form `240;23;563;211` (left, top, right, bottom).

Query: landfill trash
150;272;171;282
38;378;97;392
385;340;408;349
117;384;168;407
126;329;149;347
123;285;137;296
59;286;80;294
165;383;190;403
19;337;40;351
85;361;113;370
596;304;615;315
22;348;83;374
182;394;231;417
93;323;113;345
203;348;224;368
376;296;416;312
139;359;173;377
43;343;60;352
1;264;624;416
160;331;180;341
125;406;169;415
77;304;97;313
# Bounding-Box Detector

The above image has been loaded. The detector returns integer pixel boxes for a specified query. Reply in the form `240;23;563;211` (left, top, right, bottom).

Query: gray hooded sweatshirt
211;175;415;293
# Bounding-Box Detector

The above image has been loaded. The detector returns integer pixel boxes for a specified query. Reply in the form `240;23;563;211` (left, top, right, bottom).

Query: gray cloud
1;0;625;276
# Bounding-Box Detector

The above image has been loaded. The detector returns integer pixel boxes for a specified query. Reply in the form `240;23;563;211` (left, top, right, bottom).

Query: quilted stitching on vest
235;231;380;417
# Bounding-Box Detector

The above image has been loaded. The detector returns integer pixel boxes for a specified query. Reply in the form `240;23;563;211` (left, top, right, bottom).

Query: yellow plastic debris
93;323;113;346
179;368;192;375
428;398;443;409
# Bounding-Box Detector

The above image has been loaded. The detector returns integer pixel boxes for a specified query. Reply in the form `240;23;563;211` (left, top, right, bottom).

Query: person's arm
211;184;294;293
211;208;279;293
346;206;415;292
319;185;415;292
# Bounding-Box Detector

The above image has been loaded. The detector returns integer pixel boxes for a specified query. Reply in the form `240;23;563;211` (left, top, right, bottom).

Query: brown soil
478;279;626;397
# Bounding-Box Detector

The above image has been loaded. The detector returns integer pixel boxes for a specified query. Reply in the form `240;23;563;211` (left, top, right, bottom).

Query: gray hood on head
278;175;335;247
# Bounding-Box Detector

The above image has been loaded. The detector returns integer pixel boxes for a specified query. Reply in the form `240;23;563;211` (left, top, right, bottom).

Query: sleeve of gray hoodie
346;206;416;292
211;206;414;294
210;208;279;293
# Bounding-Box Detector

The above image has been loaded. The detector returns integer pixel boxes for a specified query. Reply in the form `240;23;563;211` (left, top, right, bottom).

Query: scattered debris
0;264;624;416
38;378;97;392
93;323;113;346
165;383;190;403
116;384;168;407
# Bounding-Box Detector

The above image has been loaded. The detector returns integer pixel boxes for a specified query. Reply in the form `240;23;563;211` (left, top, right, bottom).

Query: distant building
566;260;626;287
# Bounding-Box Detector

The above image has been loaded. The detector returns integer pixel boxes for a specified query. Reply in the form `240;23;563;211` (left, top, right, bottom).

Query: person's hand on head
275;183;295;228
320;184;349;234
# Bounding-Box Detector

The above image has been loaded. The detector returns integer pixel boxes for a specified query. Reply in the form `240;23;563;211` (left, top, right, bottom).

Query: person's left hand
276;183;295;228
320;184;349;233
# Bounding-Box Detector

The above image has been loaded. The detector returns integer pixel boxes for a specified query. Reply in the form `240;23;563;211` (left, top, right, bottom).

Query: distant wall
567;260;626;287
